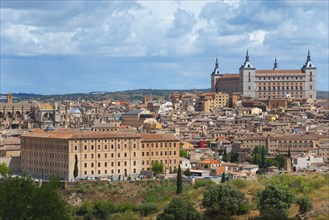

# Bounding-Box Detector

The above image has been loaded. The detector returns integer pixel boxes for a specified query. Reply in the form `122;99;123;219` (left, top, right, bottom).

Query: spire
245;50;249;62
307;49;311;62
302;49;315;70
215;57;219;69
273;57;278;70
240;50;255;69
212;57;221;74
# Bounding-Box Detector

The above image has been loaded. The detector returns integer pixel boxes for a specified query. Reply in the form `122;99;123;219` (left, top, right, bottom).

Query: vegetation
1;171;327;219
223;147;228;162
221;172;226;183
152;161;164;176
230;152;239;163
202;184;249;217
259;185;295;219
180;150;188;158
157;197;202;220
296;196;313;214
73;154;79;179
184;168;191;177
176;165;183;194
0;162;10;176
0;175;68;220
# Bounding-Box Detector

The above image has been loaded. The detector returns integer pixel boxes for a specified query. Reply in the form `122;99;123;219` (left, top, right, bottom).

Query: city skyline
1;0;328;94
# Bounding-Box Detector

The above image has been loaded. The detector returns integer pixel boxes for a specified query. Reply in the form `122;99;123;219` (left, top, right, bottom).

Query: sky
1;0;328;94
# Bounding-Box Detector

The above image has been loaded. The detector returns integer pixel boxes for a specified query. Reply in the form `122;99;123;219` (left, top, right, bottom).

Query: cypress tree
221;172;226;183
223;147;228;162
176;165;182;194
288;146;291;158
261;146;266;168
73;155;78;179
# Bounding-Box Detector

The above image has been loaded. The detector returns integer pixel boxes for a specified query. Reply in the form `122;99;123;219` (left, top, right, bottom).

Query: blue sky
1;0;328;94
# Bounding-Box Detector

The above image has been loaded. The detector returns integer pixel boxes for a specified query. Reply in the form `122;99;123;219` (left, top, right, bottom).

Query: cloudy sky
1;0;328;94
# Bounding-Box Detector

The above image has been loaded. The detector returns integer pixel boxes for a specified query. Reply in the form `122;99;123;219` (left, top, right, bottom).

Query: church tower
239;50;256;97
302;50;316;99
211;58;222;92
7;92;13;104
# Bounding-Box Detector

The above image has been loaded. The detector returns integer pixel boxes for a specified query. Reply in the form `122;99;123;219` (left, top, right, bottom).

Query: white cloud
249;30;268;48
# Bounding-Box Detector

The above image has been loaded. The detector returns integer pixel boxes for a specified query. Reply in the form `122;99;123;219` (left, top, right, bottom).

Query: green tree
152;161;164;175
176;165;182;194
180;150;188;158
276;154;286;170
73;154;79;179
261;146;266;168
252;146;260;165
223;148;228;162
202;184;249;217
31;176;69;219
259;185;294;220
0;162;10;176
0;175;35;219
296;197;313;214
157;198;202;220
221;172;226;183
288;146;291;158
0;175;68;220
230;152;239;163
183;168;191;177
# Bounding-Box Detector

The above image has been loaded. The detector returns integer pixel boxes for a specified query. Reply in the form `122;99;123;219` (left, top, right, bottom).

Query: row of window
82;159;177;168
81;150;177;159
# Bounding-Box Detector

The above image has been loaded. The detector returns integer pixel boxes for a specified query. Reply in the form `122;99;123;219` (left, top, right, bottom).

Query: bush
230;178;248;189
138;203;159;216
202;184;249;217
194;179;215;189
157;197;202;220
296;197;313;214
259;185;294;219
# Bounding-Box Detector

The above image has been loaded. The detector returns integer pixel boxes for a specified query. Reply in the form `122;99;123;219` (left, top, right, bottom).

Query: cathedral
211;50;316;99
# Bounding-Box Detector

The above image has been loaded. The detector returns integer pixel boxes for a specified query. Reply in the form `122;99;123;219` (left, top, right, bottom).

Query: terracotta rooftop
0;137;21;146
140;134;179;142
256;70;304;75
219;74;239;79
22;130;140;140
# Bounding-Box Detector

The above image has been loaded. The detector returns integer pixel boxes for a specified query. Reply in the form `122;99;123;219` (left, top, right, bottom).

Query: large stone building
211;51;316;99
20;129;180;181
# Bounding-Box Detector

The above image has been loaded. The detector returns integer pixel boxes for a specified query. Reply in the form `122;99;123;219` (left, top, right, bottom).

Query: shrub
202;184;249;217
230;178;248;189
157;197;202;220
138;203;159;217
296;197;313;214
259;185;294;219
194;179;215;189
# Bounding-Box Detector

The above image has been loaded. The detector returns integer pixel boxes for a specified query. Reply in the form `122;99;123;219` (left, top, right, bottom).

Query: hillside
61;173;329;220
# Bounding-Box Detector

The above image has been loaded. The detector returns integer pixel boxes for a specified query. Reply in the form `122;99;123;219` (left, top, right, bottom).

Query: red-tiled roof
140;134;179;142
256;70;304;75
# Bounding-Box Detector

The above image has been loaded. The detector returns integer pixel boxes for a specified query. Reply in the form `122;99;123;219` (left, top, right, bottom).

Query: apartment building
21;129;179;181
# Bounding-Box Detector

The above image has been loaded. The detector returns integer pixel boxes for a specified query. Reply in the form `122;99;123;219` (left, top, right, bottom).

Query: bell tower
7;92;13;104
302;50;316;99
211;57;222;92
239;50;256;97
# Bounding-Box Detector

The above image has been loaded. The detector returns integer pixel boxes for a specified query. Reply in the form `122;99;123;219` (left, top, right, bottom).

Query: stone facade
211;51;316;99
20;129;180;181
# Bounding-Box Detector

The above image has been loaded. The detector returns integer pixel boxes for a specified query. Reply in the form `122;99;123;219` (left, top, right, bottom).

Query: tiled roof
22;130;140;140
140;134;179;142
219;74;239;79
256;70;304;75
0;137;20;146
123;110;143;115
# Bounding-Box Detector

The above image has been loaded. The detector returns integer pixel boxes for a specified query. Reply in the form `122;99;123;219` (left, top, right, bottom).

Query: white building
291;153;324;170
180;157;192;171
